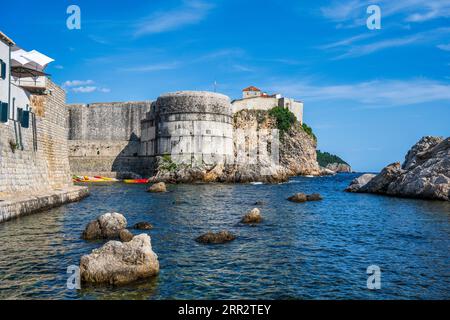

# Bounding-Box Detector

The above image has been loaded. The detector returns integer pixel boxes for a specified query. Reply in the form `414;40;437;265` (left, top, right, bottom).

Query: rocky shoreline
346;136;450;201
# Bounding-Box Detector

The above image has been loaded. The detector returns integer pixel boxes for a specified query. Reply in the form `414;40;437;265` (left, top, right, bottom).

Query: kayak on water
123;179;149;184
73;175;118;183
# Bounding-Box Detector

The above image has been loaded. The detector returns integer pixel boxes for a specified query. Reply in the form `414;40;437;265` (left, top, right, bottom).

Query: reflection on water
0;174;449;299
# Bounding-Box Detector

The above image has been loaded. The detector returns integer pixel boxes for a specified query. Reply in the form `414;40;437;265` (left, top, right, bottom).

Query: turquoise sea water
0;173;448;299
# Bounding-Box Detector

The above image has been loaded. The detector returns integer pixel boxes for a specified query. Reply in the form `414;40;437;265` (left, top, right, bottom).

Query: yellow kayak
73;175;118;183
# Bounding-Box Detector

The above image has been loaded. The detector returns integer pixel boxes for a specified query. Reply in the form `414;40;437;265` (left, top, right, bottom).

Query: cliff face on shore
346;136;450;201
149;109;322;183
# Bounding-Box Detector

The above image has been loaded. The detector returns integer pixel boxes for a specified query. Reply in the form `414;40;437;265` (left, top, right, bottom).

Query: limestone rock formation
288;193;308;203
119;229;134;242
241;208;262;224
347;136;450;201
326;163;352;173
82;212;127;240
306;193;323;201
80;234;159;285
345;174;377;192
133;222;153;230
195;231;237;244
288;193;323;202
148;182;167;193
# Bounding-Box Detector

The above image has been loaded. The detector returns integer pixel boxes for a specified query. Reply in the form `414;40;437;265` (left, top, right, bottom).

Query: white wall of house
242;90;262;99
10;82;30;121
232;97;279;113
0;39;9;103
232;96;304;124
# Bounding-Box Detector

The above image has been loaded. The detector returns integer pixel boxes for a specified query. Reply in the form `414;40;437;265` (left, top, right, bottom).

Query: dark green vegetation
301;123;317;141
269;106;297;135
316;150;349;167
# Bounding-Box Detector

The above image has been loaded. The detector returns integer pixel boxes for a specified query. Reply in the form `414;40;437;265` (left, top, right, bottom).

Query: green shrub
160;154;177;172
268;106;297;135
301;123;317;141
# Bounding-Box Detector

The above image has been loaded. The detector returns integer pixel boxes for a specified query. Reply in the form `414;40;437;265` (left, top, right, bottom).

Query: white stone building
232;86;304;125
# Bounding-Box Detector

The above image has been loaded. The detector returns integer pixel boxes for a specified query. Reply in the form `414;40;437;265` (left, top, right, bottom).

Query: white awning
11;49;30;66
11;48;54;70
22;50;54;68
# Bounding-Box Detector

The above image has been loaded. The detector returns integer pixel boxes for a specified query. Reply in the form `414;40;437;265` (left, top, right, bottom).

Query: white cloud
322;27;450;59
64;80;94;87
119;62;180;73
269;78;450;108
71;86;97;93
231;64;253;72
321;0;450;25
437;43;450;51
134;0;214;37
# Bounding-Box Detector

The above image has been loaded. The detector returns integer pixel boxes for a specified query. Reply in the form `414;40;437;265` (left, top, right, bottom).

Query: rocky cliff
149;109;322;183
346;136;450;201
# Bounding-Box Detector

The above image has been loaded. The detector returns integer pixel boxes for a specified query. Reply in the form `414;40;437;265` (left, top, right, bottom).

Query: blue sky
2;0;450;172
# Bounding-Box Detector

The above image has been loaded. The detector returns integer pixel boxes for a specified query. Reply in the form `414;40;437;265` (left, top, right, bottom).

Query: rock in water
241;208;262;224
306;193;323;201
148;182;167;193
347;136;450;201
82;213;127;240
119;229;134;242
288;193;307;203
195;231;237;244
133;222;154;230
80;234;159;285
360;162;403;194
326;163;352;173
345;174;377;192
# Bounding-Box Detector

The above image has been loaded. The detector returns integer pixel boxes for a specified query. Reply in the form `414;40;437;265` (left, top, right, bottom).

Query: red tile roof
242;86;261;92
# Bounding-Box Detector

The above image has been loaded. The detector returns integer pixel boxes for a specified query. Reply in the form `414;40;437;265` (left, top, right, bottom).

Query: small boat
123;179;149;184
73;175;118;183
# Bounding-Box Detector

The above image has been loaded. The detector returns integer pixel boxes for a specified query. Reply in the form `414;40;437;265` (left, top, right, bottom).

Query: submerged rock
119;229;134;242
287;193;308;203
148;182;167;193
306;193;323;201
345;174;377;192
133;222;154;230
241;208;262;224
195;231;237;244
347;136;450;201
82;212;127;240
288;193;323;202
80;234;159;285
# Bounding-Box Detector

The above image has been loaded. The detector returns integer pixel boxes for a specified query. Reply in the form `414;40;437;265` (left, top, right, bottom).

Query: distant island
317;150;352;173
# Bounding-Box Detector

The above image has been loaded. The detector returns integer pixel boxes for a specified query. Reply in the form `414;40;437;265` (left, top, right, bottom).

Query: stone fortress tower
141;91;233;166
67;87;304;177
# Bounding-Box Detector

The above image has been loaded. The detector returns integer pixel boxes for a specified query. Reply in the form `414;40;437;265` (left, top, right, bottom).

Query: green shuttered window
0;102;8;122
0;60;6;80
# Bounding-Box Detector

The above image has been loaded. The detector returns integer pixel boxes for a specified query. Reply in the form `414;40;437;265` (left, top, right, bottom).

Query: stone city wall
67;101;153;177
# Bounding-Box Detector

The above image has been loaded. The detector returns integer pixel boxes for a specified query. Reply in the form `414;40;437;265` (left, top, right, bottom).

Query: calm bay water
0;173;448;300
